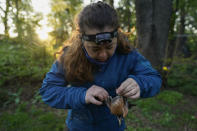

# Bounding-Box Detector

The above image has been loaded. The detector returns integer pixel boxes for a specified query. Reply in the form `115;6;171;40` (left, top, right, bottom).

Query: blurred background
0;0;196;130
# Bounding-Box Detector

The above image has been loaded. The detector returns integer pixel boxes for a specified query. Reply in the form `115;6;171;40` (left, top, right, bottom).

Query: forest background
0;0;197;130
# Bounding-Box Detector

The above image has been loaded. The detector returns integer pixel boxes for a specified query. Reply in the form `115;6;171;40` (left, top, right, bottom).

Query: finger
129;86;138;95
102;93;109;101
90;96;103;105
119;80;138;96
94;85;109;97
97;90;109;100
124;91;133;98
129;91;140;99
99;88;109;100
102;89;109;98
95;94;104;102
123;83;140;97
121;84;136;95
100;91;110;101
123;87;137;97
118;78;136;95
116;79;131;95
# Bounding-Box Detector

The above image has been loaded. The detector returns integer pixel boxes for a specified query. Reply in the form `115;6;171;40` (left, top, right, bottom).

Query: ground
0;82;197;131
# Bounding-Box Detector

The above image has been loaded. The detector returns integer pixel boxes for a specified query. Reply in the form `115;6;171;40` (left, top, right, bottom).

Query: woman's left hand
116;78;140;99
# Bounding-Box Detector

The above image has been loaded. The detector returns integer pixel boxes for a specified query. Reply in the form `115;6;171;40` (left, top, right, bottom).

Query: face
83;27;117;62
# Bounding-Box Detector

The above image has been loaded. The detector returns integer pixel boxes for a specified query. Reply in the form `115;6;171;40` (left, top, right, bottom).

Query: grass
156;90;183;105
0;104;67;131
125;90;197;131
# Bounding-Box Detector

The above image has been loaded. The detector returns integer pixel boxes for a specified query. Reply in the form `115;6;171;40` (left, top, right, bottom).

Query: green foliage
0;104;66;131
117;0;136;32
137;97;169;113
0;89;10;108
156;90;183;105
32;91;43;104
125;90;197;131
2;88;23;107
167;58;197;96
156;112;175;127
126;127;153;131
187;36;197;57
48;0;83;48
0;39;54;86
0;0;42;42
178;113;197;129
0;0;42;41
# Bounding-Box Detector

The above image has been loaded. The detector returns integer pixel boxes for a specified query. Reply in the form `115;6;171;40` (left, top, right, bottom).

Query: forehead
85;40;115;48
84;26;115;35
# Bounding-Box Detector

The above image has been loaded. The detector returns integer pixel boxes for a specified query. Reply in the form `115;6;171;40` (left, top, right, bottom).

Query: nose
98;50;108;60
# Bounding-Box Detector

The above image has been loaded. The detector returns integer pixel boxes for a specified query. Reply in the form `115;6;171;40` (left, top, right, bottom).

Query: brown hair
57;2;134;85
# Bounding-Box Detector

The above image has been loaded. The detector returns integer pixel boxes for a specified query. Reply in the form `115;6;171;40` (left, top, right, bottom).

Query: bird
105;95;129;125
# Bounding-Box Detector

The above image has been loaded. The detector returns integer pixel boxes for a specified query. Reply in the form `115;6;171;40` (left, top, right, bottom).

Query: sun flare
36;19;52;40
37;29;50;40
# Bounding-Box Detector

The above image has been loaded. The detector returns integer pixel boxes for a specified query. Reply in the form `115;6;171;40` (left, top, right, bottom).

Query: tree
0;0;11;37
117;0;135;32
48;0;82;48
9;0;42;42
11;0;32;40
135;0;172;71
165;0;197;67
164;0;179;62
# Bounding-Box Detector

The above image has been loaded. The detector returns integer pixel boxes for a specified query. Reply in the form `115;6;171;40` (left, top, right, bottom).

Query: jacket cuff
81;89;87;105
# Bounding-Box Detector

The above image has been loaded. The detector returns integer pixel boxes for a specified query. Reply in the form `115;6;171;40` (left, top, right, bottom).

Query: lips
96;58;107;62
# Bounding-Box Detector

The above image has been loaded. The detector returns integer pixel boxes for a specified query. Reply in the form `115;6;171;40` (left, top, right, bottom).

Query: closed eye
92;48;100;52
106;44;114;49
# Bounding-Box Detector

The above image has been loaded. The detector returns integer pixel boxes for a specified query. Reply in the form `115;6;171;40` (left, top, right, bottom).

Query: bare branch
0;6;5;12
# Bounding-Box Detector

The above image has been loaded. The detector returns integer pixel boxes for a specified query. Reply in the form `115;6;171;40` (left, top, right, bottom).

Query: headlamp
82;29;118;45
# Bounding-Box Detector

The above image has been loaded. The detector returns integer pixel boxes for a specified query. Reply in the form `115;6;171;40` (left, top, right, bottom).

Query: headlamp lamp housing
82;29;118;45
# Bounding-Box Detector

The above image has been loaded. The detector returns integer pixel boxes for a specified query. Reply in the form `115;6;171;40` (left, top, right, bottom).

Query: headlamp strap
82;29;118;44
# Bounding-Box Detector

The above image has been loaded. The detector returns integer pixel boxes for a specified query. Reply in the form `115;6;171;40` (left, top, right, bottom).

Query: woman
40;1;162;131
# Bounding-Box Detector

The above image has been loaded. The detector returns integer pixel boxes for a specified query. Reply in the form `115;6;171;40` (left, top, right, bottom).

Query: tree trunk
126;0;132;32
135;0;172;70
165;0;179;64
15;0;21;39
175;6;189;57
109;0;114;8
2;0;10;37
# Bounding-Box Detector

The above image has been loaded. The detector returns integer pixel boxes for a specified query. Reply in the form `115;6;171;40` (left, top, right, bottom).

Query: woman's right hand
85;85;109;105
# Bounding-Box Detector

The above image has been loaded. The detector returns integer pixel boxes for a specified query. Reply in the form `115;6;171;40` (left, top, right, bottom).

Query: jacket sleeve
128;50;162;98
40;61;87;109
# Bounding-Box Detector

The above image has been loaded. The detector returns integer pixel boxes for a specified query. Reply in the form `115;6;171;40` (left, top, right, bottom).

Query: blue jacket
40;49;162;131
